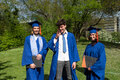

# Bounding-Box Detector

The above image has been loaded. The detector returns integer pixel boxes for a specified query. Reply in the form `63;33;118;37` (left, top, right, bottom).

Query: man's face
89;33;97;41
59;24;66;34
33;27;40;35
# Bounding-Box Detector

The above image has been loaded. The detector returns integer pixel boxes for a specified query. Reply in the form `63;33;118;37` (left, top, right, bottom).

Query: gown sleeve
22;36;33;66
48;34;56;52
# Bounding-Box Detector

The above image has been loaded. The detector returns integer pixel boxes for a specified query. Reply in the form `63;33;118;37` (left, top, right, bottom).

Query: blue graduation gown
48;32;80;80
22;35;48;80
84;42;106;80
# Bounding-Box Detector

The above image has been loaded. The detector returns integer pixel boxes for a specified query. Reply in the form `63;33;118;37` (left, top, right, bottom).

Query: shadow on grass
24;74;49;80
44;74;49;80
0;61;11;70
0;61;16;80
76;65;85;75
105;78;109;80
76;65;109;80
100;41;120;49
0;76;16;80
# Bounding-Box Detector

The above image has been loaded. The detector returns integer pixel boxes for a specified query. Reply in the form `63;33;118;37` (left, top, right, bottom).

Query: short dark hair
56;19;66;27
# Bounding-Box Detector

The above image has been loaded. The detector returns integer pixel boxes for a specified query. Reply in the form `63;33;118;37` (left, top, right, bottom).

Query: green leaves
101;0;120;15
0;0;30;51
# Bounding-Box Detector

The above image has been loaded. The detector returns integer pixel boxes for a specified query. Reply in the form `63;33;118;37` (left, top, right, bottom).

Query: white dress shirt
54;30;69;61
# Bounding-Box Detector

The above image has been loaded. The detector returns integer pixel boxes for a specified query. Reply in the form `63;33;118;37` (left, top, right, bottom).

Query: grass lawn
0;42;120;80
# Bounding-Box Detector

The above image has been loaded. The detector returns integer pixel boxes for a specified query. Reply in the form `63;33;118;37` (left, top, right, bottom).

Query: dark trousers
56;61;72;80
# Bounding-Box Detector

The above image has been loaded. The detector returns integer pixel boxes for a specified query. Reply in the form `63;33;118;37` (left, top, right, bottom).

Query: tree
22;0;120;41
101;0;120;15
62;0;103;41
0;0;30;51
22;0;64;22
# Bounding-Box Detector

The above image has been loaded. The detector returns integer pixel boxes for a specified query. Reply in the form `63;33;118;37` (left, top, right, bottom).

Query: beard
33;31;39;35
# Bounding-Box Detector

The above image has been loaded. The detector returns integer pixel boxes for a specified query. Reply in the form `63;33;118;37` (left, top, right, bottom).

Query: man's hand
88;67;91;71
36;54;42;60
72;62;76;69
30;63;36;69
55;29;61;39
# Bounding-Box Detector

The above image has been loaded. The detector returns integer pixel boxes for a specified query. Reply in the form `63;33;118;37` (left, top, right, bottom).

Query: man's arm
48;34;57;52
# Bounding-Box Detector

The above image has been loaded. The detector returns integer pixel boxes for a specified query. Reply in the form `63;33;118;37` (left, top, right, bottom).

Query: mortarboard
88;26;101;33
28;20;42;28
88;26;101;42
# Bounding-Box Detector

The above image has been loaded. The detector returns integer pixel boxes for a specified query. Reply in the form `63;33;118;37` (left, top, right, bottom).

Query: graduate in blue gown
48;19;80;80
22;21;48;80
83;26;106;80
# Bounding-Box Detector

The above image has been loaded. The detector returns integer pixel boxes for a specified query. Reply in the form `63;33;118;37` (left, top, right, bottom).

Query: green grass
0;42;120;80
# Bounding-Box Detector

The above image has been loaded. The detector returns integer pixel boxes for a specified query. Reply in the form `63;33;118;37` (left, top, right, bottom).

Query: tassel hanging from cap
39;26;42;35
96;32;99;42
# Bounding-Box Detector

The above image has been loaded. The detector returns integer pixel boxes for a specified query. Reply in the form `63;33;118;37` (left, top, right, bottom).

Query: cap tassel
40;27;42;35
96;32;98;42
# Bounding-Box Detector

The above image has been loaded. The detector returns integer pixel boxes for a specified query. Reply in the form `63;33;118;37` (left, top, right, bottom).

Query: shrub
98;29;120;43
0;24;30;51
111;32;120;43
98;29;112;42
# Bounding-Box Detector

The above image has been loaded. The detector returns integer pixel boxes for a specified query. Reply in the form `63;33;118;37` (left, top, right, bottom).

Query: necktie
62;34;66;53
36;38;39;52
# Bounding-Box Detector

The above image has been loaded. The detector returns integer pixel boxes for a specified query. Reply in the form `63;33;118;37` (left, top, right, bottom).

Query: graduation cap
88;26;101;33
88;26;101;42
28;20;42;35
28;20;42;28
